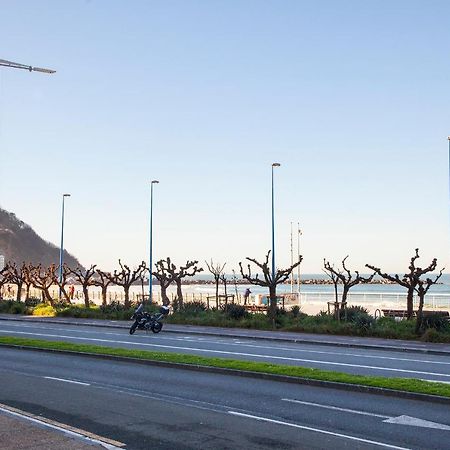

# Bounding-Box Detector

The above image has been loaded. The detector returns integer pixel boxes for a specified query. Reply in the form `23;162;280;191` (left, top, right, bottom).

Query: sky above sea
0;0;449;274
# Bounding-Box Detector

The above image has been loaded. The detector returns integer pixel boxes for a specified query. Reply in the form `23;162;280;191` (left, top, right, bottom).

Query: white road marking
3;321;450;366
0;404;124;449
282;398;390;418
283;398;450;431
228;411;411;449
44;376;90;386
383;415;450;430
2;329;450;379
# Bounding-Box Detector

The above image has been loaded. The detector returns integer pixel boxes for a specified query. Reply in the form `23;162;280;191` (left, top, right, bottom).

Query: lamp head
272;162;281;167
151;180;159;184
63;193;71;197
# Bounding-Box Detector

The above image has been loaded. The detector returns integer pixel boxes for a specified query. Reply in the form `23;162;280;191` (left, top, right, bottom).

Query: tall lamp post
149;180;159;305
59;194;71;300
271;163;281;282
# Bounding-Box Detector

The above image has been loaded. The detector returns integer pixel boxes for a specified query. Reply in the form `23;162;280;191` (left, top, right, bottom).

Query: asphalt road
1;320;450;383
1;347;450;450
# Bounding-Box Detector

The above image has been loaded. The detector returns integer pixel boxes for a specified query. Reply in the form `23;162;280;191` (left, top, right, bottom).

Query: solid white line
44;376;90;386
0;405;123;449
2;329;450;379
228;411;411;450
282;398;390;419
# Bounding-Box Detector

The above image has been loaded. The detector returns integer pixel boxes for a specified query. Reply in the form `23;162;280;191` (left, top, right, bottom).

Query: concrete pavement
1;313;449;355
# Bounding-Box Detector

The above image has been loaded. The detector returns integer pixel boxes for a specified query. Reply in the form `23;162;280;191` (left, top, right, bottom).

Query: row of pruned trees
323;249;443;332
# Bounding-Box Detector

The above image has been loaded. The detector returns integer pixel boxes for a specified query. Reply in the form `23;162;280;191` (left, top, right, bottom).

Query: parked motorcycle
129;304;170;335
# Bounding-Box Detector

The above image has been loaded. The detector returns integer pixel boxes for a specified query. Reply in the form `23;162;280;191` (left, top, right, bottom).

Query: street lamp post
149;180;159;305
271;163;281;282
59;194;71;300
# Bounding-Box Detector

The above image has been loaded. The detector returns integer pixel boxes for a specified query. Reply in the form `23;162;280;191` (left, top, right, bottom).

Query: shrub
420;314;450;333
290;305;301;318
24;297;41;307
32;304;56;316
181;301;207;314
222;304;248;320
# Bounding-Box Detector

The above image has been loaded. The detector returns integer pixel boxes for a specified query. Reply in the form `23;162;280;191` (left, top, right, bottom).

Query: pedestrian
69;285;75;300
244;288;251;305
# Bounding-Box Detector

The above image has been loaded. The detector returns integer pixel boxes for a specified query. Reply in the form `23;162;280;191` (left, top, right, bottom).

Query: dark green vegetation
1;300;450;343
0;335;449;399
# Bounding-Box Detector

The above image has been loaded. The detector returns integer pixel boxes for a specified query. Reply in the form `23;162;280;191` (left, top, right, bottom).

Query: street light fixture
149;180;159;305
0;58;55;74
271;163;281;282
59;194;71;300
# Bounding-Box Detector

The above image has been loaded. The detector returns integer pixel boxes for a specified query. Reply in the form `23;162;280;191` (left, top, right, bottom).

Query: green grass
1;335;449;399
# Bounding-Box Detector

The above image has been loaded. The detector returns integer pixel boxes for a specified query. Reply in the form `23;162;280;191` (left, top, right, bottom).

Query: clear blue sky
0;0;449;274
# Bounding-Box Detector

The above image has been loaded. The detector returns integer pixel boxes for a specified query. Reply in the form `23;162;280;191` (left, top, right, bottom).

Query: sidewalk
1;313;450;355
0;406;107;450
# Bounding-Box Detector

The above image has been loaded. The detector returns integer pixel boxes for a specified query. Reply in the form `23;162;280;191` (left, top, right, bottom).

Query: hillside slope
0;208;82;268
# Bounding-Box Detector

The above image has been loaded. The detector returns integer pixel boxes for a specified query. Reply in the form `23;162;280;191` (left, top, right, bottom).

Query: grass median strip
1;335;449;399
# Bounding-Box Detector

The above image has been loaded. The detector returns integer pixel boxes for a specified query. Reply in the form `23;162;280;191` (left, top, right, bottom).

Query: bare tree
324;256;374;308
29;264;57;305
239;251;302;319
415;267;444;333
322;260;341;318
0;265;10;299
366;249;437;320
219;273;229;304
104;260;147;308
166;259;203;308
205;260;226;308
92;269;113;306
68;265;97;308
153;259;174;306
54;264;72;303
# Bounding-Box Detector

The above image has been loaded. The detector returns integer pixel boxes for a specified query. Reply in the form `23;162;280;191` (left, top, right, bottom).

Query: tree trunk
16;281;23;301
341;286;349;307
160;284;170;306
415;293;425;334
83;286;90;308
43;288;54;306
124;286;130;308
25;283;31;301
101;287;108;306
268;284;277;320
215;278;219;308
406;287;415;319
176;280;183;308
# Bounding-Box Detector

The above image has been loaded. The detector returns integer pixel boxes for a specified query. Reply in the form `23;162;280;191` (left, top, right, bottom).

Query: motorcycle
129;303;170;335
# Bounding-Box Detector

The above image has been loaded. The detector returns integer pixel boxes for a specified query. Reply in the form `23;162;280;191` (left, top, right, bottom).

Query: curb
1;315;450;356
2;342;450;406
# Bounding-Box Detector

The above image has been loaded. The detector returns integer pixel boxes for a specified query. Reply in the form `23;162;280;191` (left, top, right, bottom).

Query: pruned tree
219;273;229;304
322;260;341;318
54;264;72;303
366;249;437;320
415;266;444;333
153;259;174;306
5;262;29;301
68;265;97;308
104;260;147;308
0;264;10;299
92;269;113;306
166;259;203;308
239;251;302;319
205;260;226;308
324;256;374;308
29;263;57;305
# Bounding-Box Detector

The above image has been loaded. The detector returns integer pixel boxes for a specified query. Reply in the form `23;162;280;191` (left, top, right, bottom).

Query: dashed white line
44;376;90;386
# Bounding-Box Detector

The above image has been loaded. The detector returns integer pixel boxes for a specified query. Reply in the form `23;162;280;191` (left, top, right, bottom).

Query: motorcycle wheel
129;322;138;335
151;322;163;333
